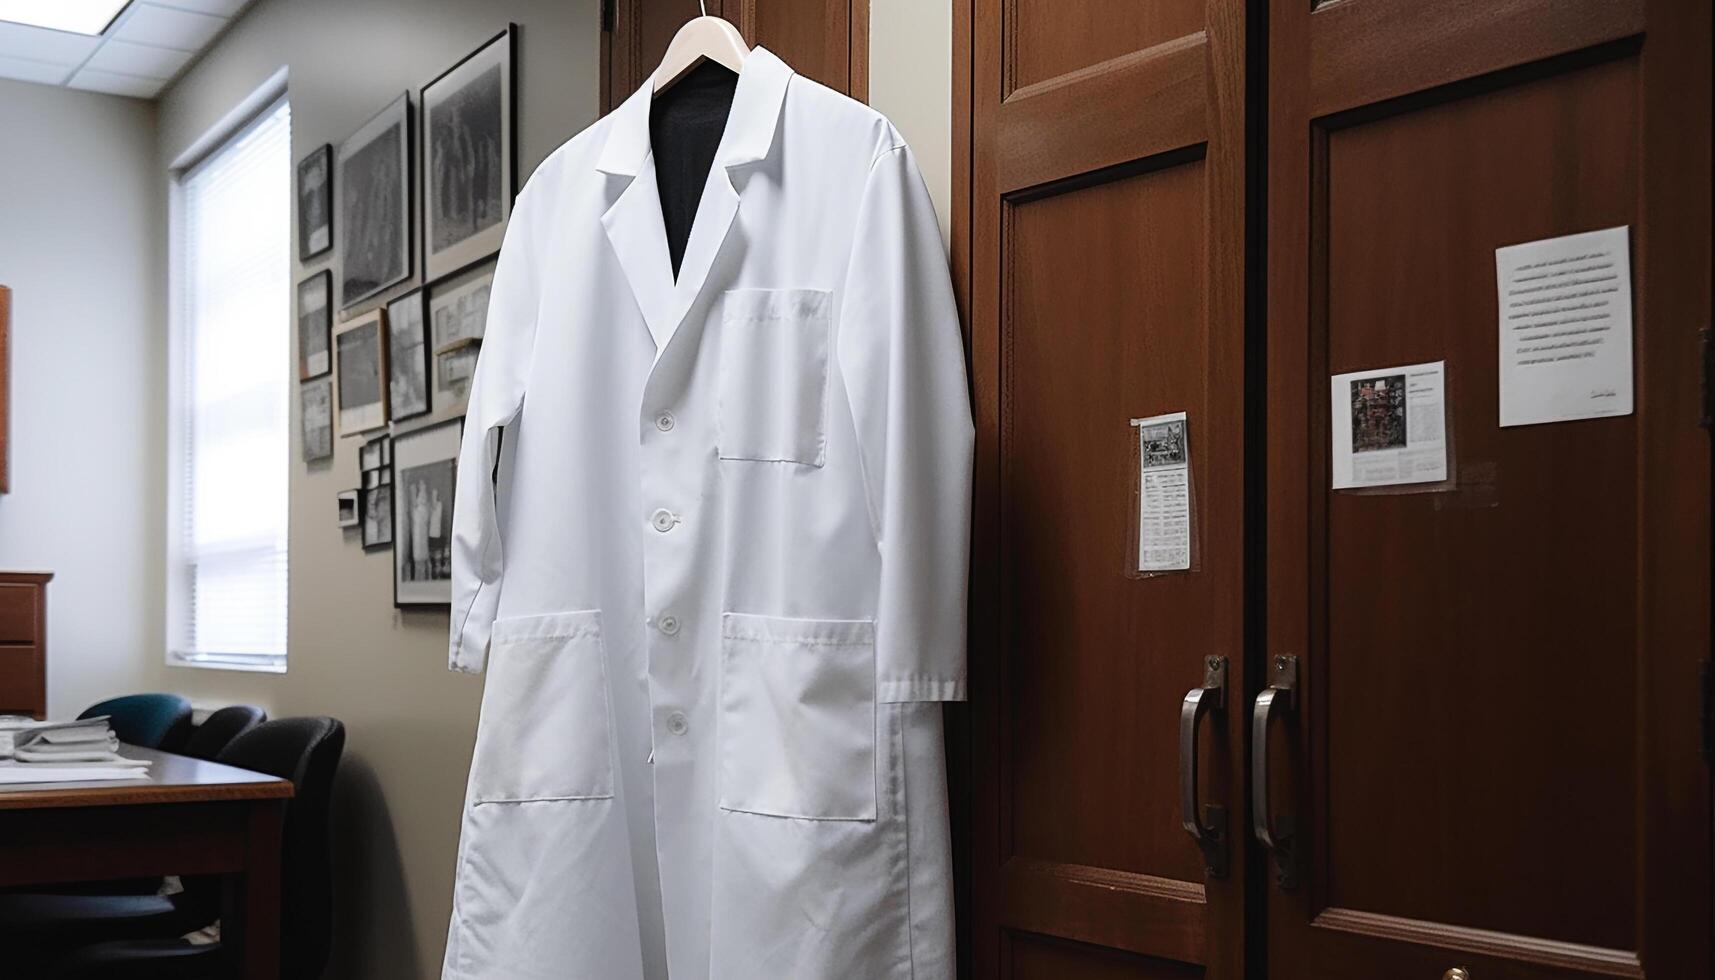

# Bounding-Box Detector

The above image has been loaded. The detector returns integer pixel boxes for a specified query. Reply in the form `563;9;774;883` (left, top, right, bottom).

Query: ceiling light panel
0;1;132;36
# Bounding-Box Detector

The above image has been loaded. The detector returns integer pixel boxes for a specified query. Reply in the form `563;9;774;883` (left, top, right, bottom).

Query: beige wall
870;0;954;246
0;80;164;721
144;1;599;976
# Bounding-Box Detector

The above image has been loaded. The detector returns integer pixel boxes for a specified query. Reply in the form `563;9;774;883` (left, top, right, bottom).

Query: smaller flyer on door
1329;360;1448;490
1133;411;1191;572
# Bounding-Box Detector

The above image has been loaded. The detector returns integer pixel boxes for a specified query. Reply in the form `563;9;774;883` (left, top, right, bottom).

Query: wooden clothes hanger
653;3;749;96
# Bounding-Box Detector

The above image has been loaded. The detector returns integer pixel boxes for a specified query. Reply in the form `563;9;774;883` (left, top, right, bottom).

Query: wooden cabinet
958;0;1711;977
601;0;868;112
0;572;52;718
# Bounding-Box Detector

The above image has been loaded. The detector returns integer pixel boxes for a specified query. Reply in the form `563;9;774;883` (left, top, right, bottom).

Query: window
167;97;291;671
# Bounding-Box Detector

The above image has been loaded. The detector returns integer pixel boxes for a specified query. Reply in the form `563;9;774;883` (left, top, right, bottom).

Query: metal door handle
1252;654;1299;889
1179;656;1228;878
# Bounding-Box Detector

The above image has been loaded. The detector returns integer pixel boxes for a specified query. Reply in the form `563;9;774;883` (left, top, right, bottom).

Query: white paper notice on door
1495;226;1633;427
1133;411;1191;572
1330;361;1448;490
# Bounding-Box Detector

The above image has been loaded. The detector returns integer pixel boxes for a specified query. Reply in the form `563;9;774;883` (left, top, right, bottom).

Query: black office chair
181;705;267;761
5;717;345;980
77;694;193;750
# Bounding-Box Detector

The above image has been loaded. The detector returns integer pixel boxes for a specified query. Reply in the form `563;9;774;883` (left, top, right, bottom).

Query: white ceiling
0;0;252;99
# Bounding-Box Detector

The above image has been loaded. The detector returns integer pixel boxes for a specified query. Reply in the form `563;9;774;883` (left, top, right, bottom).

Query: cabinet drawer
0;643;43;713
0;585;40;643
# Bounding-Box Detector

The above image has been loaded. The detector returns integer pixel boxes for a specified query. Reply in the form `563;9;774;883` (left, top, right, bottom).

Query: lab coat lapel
597;48;794;360
601;158;677;352
656;169;739;356
597;80;675;352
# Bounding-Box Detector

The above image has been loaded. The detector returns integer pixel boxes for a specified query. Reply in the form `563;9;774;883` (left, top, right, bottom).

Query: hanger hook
699;1;707;15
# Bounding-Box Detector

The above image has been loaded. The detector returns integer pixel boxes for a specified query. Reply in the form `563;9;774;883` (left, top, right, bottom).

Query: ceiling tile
0;22;102;65
67;67;164;99
0;53;74;85
110;3;225;52
143;0;252;16
84;38;193;79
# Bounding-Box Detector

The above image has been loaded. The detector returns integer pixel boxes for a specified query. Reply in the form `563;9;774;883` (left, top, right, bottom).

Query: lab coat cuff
877;676;966;703
449;629;489;675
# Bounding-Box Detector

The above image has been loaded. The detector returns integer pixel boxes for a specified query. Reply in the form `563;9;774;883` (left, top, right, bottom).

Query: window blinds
173;99;291;666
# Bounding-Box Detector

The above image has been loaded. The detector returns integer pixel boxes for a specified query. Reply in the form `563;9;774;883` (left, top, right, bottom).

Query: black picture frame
336;489;360;528
337;93;412;310
296;143;333;262
300;377;333;463
421;25;517;283
391;419;461;608
362;484;394;550
386;288;431;421
296;270;332;381
334;309;389;436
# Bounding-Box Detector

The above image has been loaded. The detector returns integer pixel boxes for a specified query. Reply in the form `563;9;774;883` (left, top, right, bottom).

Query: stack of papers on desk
0;716;152;784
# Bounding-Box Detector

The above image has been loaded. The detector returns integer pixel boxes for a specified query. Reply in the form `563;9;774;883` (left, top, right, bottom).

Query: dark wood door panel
970;0;1249;974
729;0;856;96
601;0;866;113
1004;0;1204;95
1267;0;1712;976
1298;911;1646;980
1320;54;1640;952
1306;0;1642;119
1009;931;1204;980
996;36;1207;193
1004;161;1210;886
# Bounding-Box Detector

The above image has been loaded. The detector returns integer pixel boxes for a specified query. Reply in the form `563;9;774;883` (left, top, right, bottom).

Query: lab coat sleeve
837;143;974;702
448;194;539;674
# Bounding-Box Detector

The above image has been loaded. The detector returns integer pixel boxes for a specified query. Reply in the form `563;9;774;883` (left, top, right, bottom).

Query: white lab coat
442;48;973;980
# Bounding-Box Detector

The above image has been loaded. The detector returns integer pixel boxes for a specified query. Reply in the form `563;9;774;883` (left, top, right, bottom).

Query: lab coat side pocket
470;609;614;804
717;288;832;466
718;612;877;821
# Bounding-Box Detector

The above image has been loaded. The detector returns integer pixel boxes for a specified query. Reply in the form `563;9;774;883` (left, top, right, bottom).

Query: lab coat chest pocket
718;612;876;821
470;610;614;804
717;289;832;466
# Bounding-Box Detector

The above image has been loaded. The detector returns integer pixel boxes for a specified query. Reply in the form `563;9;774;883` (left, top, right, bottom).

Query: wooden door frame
948;2;973;978
600;0;870;114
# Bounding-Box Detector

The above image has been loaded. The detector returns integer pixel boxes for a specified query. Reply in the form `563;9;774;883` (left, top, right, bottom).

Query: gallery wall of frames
294;24;513;610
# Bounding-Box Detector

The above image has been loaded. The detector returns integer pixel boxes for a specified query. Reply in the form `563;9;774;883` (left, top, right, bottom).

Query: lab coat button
655;411;675;432
666;712;688;736
650;509;678;532
658;615;680;636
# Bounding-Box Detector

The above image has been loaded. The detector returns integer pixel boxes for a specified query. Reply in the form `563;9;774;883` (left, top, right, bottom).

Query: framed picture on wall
300;377;333;463
362;483;394;550
336;489;360;528
392;419;461;608
386;288;430;422
297;270;332;380
335;309;389;436
296;143;333;261
428;263;492;418
421;25;515;283
337;93;411;310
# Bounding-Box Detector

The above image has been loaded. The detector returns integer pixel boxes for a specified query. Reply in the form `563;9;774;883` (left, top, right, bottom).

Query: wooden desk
0;745;293;978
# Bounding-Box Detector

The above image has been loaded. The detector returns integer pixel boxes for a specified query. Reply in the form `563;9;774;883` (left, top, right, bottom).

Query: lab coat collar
596;46;793;177
598;47;794;358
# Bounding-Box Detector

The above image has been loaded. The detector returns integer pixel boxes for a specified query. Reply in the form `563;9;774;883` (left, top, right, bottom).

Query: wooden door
601;0;867;113
1264;1;1712;978
964;0;1250;977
